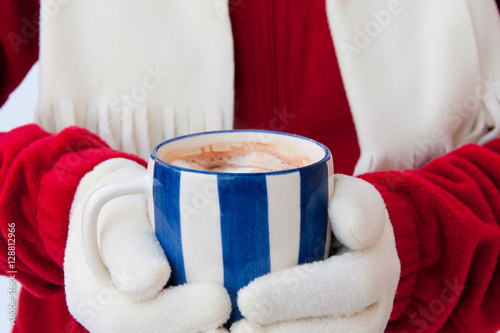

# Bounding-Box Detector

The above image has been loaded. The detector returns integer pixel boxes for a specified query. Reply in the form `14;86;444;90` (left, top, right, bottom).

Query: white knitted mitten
231;175;401;333
65;158;231;333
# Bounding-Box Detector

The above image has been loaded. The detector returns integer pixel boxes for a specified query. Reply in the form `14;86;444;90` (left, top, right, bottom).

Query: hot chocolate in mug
82;129;334;324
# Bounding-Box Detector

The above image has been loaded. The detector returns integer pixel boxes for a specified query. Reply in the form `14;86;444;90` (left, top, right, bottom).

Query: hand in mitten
65;158;231;333
231;174;401;333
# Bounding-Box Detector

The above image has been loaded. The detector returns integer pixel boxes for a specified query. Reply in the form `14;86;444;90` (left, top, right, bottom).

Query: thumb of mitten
99;193;170;301
329;174;386;250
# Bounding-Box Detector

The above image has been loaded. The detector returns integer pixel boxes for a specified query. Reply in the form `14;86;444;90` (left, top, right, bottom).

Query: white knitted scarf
327;0;500;174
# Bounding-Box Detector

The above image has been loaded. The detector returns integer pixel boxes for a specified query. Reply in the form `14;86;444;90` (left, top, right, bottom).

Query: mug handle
82;174;149;285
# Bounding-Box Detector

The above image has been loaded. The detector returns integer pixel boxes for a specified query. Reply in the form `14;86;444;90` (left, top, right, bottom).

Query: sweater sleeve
360;139;500;333
0;0;40;107
0;124;146;298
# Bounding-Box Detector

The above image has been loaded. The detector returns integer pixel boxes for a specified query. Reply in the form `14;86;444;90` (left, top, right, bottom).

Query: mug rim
150;129;331;176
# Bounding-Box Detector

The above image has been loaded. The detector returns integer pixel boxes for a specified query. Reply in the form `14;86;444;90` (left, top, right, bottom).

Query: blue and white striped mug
83;130;334;324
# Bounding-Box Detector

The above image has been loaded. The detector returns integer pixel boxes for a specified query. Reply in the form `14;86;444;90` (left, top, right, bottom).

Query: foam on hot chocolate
162;141;314;173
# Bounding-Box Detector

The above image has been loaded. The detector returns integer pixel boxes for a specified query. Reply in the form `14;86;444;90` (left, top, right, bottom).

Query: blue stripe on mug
298;162;329;264
218;175;271;323
153;165;186;285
